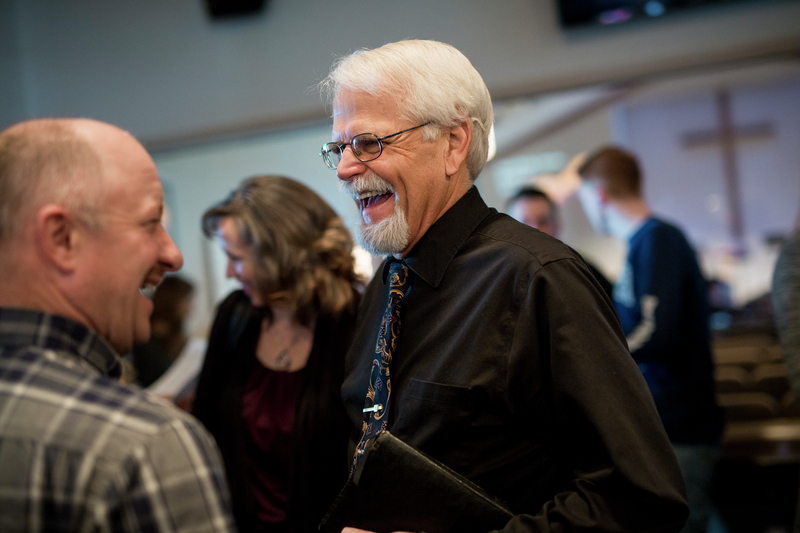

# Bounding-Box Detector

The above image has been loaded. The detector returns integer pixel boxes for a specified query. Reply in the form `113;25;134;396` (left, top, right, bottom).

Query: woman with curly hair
192;175;362;533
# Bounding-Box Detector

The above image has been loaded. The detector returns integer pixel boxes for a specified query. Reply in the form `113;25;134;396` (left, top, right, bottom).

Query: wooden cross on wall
681;88;774;256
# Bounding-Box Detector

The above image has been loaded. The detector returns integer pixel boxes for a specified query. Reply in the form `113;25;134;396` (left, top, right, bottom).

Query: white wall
0;0;25;128
5;0;800;146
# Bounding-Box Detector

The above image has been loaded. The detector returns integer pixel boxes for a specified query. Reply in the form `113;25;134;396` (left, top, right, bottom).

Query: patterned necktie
352;260;411;473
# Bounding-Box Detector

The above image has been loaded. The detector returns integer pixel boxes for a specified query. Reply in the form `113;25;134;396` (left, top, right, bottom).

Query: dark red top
241;362;304;530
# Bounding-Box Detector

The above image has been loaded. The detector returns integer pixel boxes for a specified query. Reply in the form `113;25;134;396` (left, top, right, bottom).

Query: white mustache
338;172;395;200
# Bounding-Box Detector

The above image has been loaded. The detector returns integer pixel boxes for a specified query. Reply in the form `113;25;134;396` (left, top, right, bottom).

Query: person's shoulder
80;378;220;475
1;345;213;453
474;212;582;267
67;353;206;433
638;218;694;252
211;289;254;327
217;289;250;313
648;218;688;240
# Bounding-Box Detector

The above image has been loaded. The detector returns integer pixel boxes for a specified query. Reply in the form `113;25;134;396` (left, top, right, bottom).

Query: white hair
320;40;494;181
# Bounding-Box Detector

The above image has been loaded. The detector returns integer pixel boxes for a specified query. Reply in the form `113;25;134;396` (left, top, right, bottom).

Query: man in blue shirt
577;145;724;533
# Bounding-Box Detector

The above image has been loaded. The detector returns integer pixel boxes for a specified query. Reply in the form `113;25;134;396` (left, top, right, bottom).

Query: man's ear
36;205;80;272
444;119;472;177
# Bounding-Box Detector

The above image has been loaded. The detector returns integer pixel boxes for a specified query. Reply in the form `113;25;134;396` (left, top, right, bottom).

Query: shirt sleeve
622;225;697;363
108;416;238;532
503;257;688;532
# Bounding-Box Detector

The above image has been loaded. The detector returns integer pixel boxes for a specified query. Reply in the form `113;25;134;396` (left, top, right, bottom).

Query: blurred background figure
576;145;724;533
506;186;560;236
772;210;800;533
128;275;196;388
773;211;800;400
506;185;613;298
192;175;362;533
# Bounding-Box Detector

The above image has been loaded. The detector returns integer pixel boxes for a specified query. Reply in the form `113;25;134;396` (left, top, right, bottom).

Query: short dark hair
506;186;555;212
578;146;642;199
506;186;559;227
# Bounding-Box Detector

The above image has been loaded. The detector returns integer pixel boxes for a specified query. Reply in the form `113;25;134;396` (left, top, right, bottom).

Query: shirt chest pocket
392;378;475;456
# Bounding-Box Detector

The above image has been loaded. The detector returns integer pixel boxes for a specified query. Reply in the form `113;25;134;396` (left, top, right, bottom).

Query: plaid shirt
0;307;237;532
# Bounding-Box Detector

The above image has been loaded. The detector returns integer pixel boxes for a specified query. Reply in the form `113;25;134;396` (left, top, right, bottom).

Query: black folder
319;431;513;533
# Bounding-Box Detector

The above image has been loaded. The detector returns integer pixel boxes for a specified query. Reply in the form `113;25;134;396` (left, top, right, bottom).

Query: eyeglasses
319;122;431;170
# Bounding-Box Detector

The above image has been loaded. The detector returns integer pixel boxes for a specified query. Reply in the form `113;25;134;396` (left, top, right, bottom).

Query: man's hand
530;151;585;204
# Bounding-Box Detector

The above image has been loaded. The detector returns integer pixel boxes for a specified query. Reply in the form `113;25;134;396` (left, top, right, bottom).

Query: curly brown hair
202;175;362;325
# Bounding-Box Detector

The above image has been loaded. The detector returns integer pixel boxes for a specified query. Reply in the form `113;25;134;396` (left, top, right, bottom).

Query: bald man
0;119;236;532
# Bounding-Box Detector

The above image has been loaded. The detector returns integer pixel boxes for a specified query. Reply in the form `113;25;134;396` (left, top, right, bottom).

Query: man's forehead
99;141;163;205
333;90;401;123
515;197;551;214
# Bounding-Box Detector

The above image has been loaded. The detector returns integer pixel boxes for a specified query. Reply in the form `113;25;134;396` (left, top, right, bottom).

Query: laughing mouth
139;280;158;299
357;191;394;210
339;174;396;211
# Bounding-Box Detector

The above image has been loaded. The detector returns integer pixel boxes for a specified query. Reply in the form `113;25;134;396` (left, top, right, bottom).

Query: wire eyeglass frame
319;122;431;170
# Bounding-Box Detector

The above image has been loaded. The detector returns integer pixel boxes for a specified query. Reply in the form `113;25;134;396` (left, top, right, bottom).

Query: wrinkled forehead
332;89;404;136
333;89;396;116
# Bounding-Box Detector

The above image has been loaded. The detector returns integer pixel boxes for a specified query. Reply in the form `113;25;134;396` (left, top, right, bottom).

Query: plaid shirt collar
0;307;122;379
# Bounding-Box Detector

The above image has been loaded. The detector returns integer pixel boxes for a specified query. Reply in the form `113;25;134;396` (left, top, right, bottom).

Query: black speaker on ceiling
204;0;266;19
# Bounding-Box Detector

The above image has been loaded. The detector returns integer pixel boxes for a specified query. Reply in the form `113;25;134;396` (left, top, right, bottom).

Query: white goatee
339;172;410;255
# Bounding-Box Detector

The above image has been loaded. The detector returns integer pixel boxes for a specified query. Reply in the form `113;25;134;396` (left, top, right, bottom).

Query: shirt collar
381;186;492;288
629;216;658;246
0;307;122;379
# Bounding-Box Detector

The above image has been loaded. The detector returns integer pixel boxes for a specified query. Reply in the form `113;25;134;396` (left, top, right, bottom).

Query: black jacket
193;290;357;533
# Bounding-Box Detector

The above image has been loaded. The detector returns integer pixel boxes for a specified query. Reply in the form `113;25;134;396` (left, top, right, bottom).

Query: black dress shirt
342;187;688;532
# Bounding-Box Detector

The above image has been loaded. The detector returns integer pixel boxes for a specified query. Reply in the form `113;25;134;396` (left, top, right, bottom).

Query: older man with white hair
319;40;688;533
